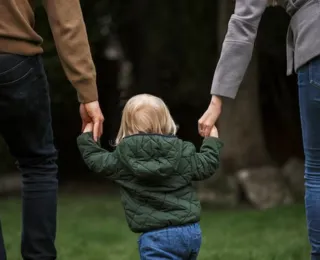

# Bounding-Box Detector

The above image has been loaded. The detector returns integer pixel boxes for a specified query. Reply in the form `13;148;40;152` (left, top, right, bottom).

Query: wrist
210;95;222;107
209;96;222;115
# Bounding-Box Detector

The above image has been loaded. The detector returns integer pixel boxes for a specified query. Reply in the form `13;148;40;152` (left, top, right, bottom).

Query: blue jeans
298;56;320;260
138;223;202;260
0;54;58;260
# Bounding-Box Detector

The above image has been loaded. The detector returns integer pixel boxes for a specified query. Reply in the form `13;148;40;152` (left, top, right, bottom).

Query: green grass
1;194;310;260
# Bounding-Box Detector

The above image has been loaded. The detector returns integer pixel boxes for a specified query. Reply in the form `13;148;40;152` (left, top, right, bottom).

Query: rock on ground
236;166;293;210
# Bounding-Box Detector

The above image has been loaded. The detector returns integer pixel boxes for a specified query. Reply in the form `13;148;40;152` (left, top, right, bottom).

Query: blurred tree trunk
217;1;271;174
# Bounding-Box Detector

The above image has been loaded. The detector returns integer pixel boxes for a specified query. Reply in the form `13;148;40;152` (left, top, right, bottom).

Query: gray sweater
211;0;320;99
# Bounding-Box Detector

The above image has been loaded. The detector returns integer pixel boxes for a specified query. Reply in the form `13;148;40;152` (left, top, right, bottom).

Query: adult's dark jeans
0;54;58;260
298;56;320;260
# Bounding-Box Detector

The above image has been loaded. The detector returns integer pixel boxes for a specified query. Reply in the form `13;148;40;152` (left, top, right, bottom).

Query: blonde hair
115;94;177;145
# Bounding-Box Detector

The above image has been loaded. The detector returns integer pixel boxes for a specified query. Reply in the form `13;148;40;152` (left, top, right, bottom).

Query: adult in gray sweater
198;1;320;259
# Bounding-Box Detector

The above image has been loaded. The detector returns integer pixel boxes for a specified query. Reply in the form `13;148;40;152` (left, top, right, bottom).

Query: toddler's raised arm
188;137;223;181
77;132;121;180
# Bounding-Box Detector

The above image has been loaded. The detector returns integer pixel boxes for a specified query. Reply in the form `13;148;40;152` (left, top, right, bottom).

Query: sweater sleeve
43;0;98;103
210;0;268;99
77;132;122;180
189;137;223;181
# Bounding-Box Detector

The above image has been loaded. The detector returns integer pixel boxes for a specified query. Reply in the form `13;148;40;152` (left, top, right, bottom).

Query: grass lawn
1;193;310;260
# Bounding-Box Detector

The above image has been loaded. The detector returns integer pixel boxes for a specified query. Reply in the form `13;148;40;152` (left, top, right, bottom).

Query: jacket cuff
210;82;237;99
76;79;99;103
77;132;93;144
203;137;224;150
77;132;101;146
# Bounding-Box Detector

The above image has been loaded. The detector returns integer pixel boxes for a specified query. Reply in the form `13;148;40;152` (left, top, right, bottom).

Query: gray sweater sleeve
210;0;268;99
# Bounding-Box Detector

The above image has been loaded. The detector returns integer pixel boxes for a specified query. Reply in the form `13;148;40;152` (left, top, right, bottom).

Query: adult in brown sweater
0;1;104;259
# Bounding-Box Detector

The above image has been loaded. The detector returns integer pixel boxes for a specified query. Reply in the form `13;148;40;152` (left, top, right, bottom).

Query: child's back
77;94;223;260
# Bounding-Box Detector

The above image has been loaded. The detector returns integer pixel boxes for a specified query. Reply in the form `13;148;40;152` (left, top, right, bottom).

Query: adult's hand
80;101;104;141
198;95;222;137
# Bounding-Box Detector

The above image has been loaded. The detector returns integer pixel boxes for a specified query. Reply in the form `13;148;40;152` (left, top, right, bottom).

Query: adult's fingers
93;121;100;142
203;125;212;137
198;125;207;137
93;119;104;141
199;119;216;137
198;113;213;136
99;121;104;137
198;115;206;136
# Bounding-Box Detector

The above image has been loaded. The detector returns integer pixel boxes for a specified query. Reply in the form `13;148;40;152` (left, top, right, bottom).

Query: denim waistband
140;222;200;236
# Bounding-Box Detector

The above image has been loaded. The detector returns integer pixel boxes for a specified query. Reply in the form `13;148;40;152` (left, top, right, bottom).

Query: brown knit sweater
0;0;98;103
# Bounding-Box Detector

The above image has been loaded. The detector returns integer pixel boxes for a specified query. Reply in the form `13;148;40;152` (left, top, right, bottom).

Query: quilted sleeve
189;137;223;181
77;132;121;180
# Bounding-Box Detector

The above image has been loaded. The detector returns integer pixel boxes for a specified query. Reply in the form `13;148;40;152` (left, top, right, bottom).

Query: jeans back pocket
0;55;34;86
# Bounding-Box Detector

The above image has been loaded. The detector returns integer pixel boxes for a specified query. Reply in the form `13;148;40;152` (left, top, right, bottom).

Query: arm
189;137;223;181
77;132;121;180
211;0;268;99
42;0;98;103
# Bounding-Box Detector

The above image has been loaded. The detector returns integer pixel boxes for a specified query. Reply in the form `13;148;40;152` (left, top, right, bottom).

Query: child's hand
83;123;93;133
209;125;219;138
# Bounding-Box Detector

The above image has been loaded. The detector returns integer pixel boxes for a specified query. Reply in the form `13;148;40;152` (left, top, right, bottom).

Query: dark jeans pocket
0;54;34;86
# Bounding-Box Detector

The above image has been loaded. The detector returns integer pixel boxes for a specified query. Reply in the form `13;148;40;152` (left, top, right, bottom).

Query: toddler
77;94;223;260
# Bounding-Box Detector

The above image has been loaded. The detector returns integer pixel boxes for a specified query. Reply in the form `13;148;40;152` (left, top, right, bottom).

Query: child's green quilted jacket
77;133;223;233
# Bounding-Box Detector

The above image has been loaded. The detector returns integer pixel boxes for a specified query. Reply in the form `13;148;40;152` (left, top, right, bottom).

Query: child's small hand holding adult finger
209;125;219;138
83;123;94;133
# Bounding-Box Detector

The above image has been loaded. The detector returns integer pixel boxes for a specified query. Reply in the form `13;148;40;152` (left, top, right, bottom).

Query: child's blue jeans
138;223;202;260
